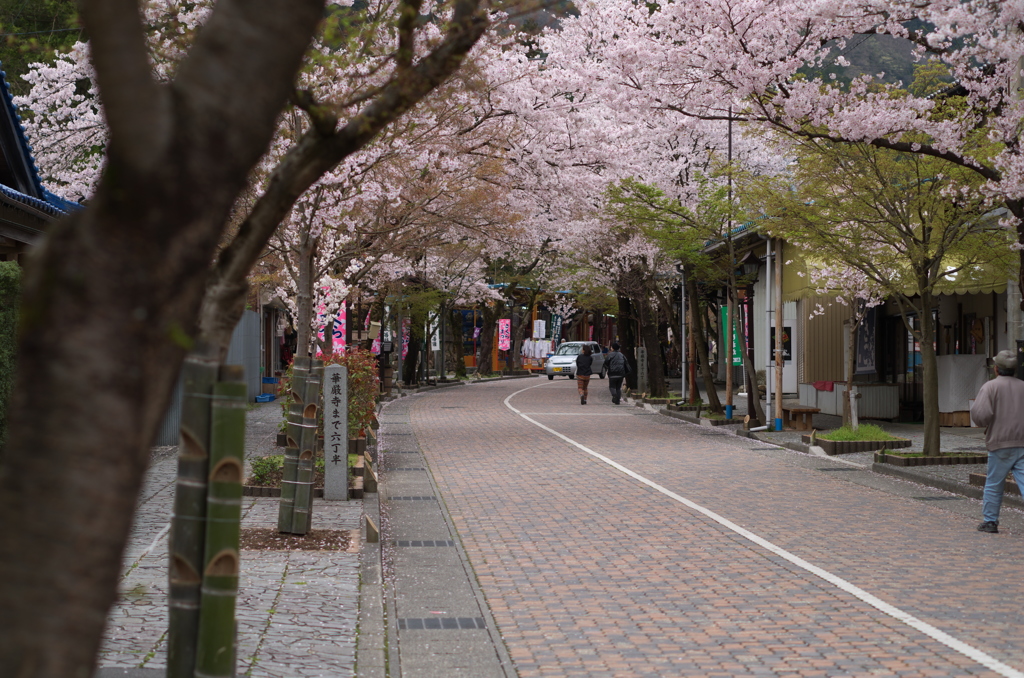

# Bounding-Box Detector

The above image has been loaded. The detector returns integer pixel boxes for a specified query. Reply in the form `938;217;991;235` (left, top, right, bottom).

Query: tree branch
79;0;169;170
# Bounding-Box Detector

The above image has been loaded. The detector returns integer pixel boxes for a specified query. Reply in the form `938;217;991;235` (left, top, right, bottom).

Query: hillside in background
0;0;80;96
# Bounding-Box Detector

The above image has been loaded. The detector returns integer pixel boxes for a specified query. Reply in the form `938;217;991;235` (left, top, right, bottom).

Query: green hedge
0;261;20;446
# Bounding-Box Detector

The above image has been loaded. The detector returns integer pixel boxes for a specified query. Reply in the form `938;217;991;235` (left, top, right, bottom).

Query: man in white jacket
970;350;1024;533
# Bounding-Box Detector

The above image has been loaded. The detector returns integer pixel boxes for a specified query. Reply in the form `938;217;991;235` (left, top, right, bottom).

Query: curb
660;408;1020;508
872;463;1024;510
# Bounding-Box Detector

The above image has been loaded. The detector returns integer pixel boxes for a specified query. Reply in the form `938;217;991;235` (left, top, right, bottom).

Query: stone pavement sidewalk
95;402;362;678
652;383;1019;510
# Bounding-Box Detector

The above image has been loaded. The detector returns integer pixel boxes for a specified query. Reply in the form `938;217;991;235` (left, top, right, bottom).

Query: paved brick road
391;378;1024;678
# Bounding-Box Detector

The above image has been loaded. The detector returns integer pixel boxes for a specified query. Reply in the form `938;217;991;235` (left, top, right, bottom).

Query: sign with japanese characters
551;314;563;344
323;365;348;501
498;319;511;351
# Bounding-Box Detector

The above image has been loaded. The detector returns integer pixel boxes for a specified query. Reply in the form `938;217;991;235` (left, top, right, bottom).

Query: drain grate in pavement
388;450;419;454
392;467;426;471
389;496;435;501
395;540;455;547
398;617;485;630
913;496;962;501
818;467;858;472
750;447;779;451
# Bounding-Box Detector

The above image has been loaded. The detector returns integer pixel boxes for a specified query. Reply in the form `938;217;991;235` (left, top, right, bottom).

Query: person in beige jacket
969;350;1024;533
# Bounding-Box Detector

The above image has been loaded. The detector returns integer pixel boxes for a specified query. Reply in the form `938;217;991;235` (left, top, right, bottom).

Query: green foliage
248;454;324;486
322;348;379;438
604;175;735;286
0;0;81;97
757;139;1013;308
0;261;19;446
908;60;954;98
249;455;284;486
820;423;899;442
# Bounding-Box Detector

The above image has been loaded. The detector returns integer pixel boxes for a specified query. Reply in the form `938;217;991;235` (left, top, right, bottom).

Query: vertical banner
498;319;512;351
429;313;440;351
334;304;346;354
401;317;411;358
551;314;563;344
316;305;347;356
719;307;743;366
322;365;348;501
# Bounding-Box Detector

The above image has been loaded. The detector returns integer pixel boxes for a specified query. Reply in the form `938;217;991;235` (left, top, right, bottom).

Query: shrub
0;262;20;446
249;455;284;485
277;348;380;439
322;348;380;438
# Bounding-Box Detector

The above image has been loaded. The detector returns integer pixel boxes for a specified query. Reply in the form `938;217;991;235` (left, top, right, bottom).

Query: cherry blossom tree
0;0;496;674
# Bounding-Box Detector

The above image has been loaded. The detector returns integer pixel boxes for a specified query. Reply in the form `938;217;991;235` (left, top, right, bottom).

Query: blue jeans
983;447;1024;523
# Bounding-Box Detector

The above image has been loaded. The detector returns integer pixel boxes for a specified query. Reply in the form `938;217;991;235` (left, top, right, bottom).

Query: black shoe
581;395;586;405
612;399;620;405
977;521;999;533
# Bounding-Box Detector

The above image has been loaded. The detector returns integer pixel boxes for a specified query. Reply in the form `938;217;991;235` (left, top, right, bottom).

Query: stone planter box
875;451;987;466
348;437;367;456
702;417;742;426
803;436;912;455
642;397;673;405
969;472;1019;495
243;485;324;498
666;403;703;412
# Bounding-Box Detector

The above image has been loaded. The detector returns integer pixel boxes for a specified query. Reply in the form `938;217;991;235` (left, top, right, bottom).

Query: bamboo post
195;365;247;678
290;360;323;534
278;357;310;532
167;355;218;678
306;359;325;531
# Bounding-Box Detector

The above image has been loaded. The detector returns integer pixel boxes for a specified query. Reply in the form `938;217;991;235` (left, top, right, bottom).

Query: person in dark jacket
604;342;630;405
575;344;594;405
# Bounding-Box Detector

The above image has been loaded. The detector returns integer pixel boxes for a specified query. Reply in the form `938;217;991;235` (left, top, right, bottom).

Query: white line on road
517;413;635;416
503;381;1024;678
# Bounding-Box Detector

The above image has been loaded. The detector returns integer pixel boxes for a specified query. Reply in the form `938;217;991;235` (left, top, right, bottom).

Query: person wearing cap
969;349;1024;533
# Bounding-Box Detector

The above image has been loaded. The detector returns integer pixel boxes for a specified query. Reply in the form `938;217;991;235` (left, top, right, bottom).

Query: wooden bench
782;405;820;431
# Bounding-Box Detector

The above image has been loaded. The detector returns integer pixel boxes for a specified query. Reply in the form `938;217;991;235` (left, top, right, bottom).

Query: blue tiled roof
0;64;76;216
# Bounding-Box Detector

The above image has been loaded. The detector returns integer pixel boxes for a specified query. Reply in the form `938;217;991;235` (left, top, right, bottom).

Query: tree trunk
477;301;502;376
919;296;941;455
0;2;326;673
636;294;668;398
735;290;766;424
450;308;467;378
294;237;318;358
687;276;722;414
844;317;861;429
617;295;638;390
403;321;422;385
510;304;528;371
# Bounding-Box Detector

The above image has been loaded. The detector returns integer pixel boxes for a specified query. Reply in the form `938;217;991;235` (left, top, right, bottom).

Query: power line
0;27;82;39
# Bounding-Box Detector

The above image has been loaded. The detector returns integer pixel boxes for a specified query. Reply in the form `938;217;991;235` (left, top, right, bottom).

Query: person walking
576;344;594;405
969;349;1024;533
605;341;630;405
